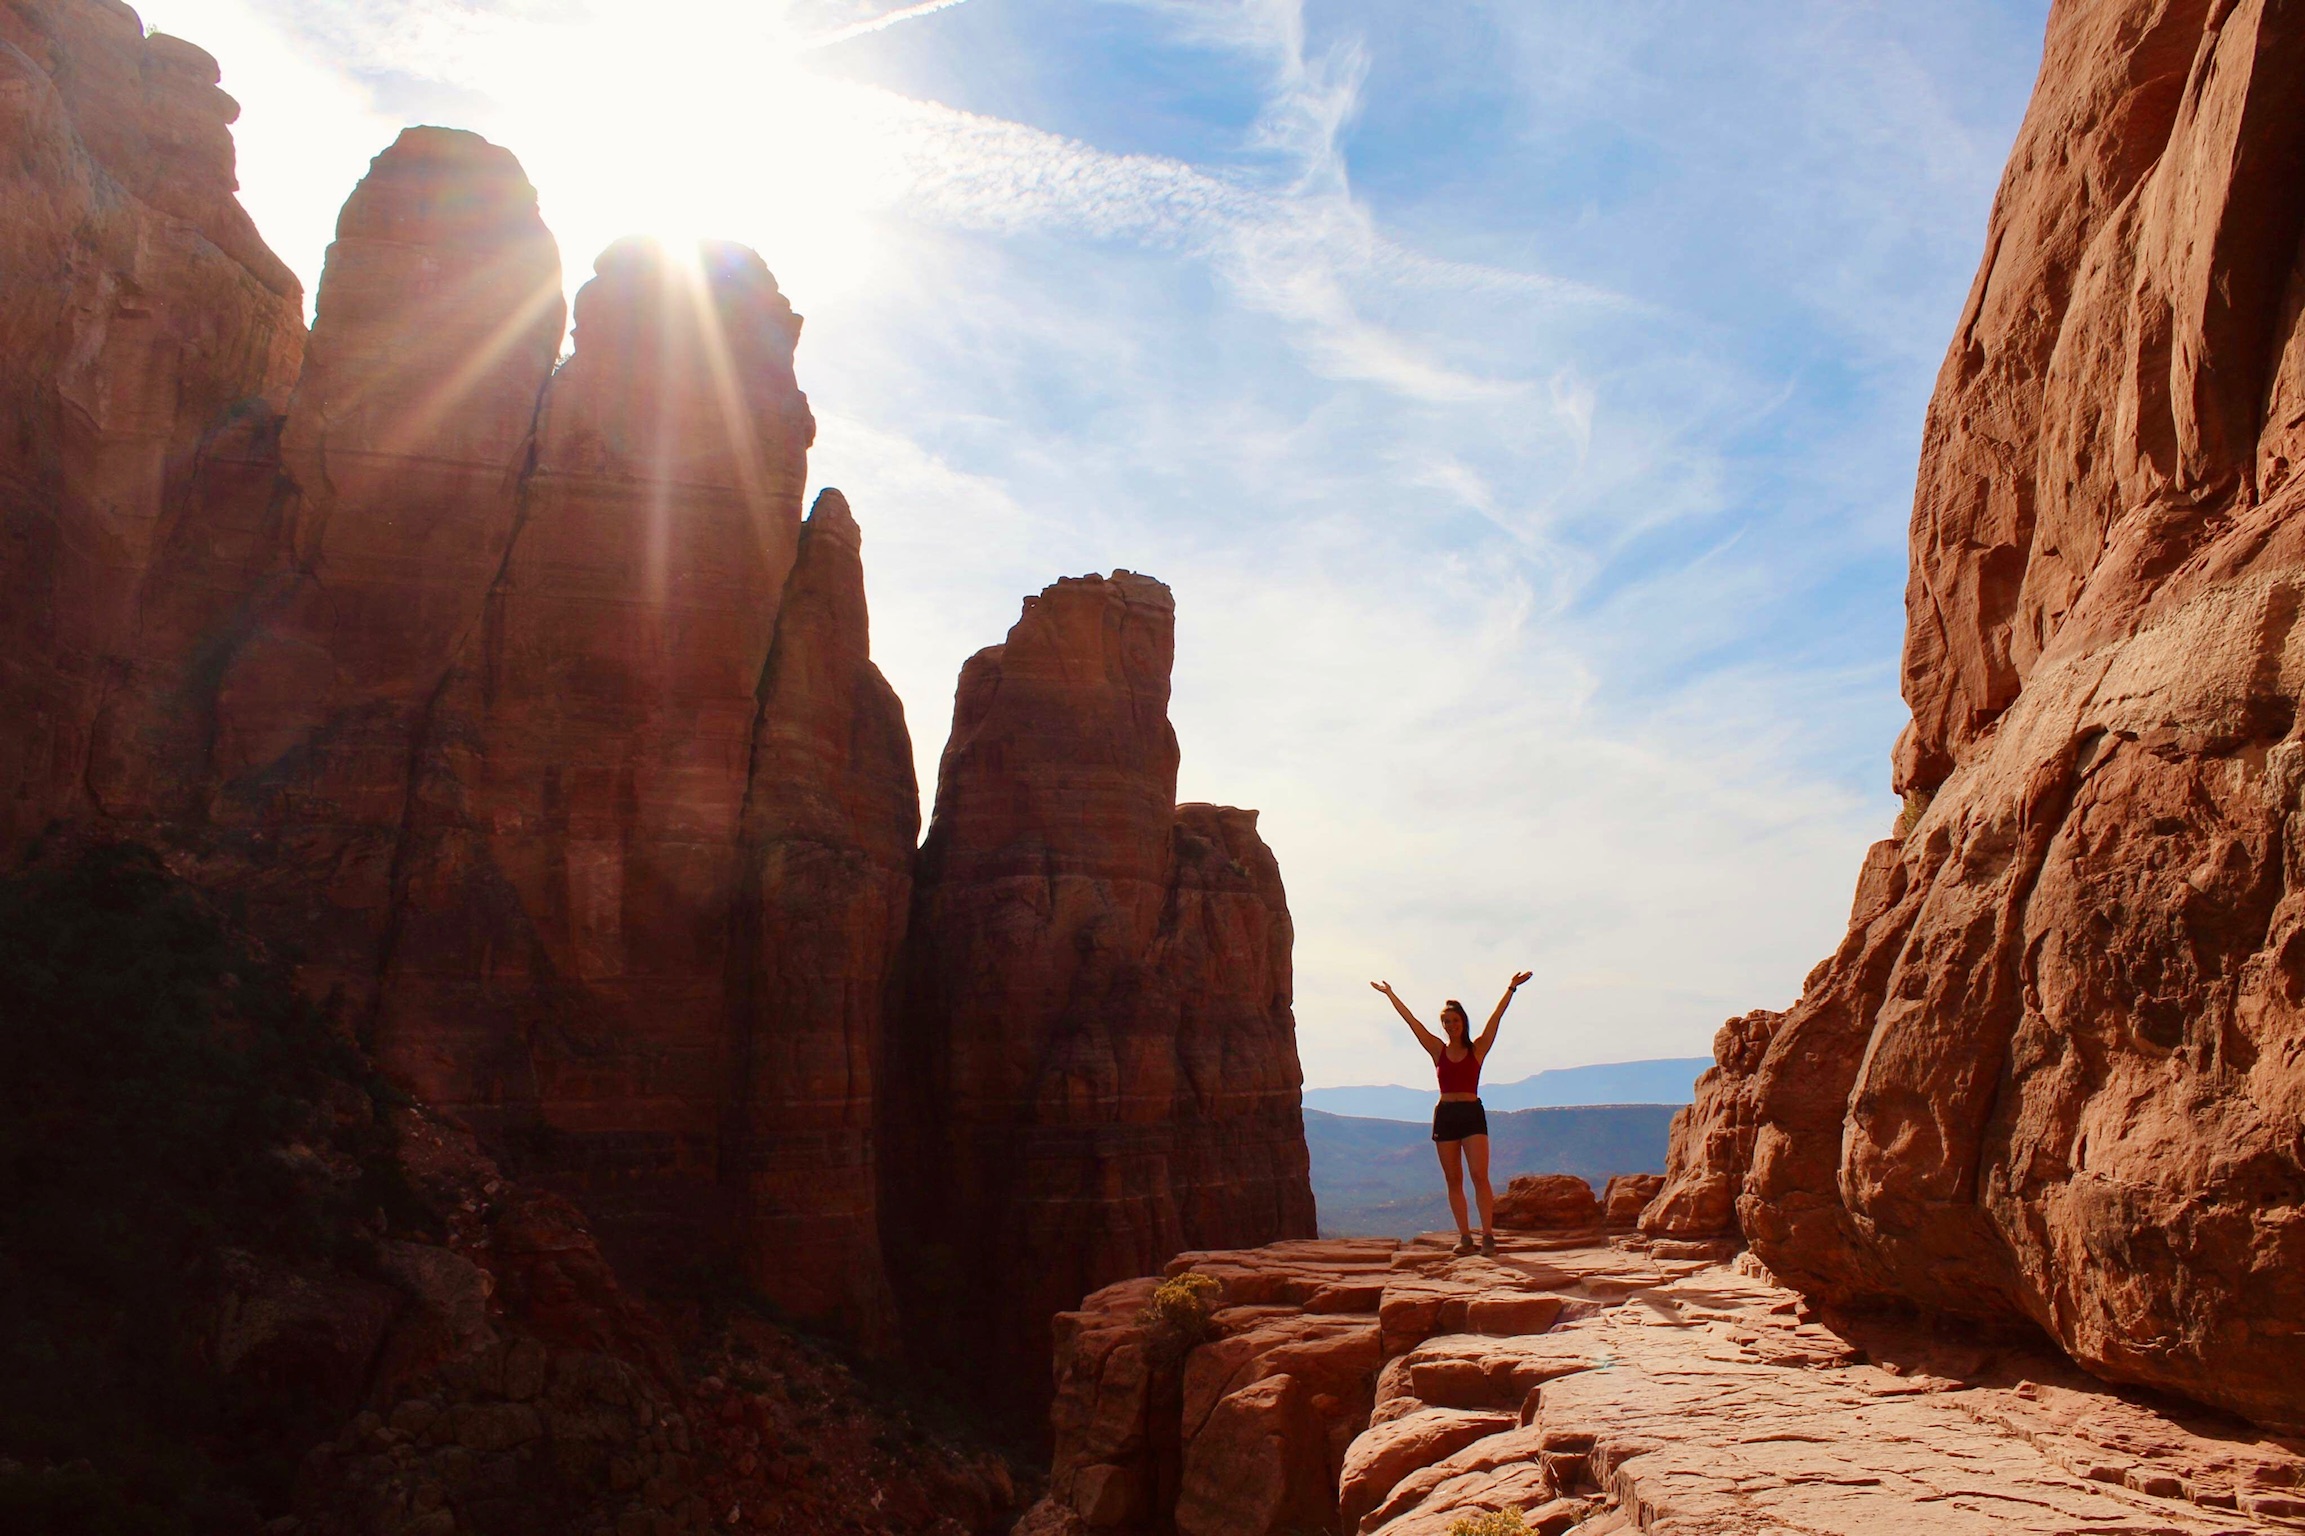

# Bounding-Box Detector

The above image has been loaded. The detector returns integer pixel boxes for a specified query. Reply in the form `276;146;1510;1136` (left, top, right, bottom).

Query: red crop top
1435;1047;1481;1095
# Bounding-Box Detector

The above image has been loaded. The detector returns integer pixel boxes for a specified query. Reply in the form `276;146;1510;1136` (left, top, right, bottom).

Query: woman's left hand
1509;970;1533;989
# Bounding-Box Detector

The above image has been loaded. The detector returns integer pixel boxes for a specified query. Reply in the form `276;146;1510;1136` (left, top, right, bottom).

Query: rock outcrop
0;5;922;1340
1636;1008;1780;1239
1026;1234;2305;1536
1653;0;2305;1430
0;0;306;854
107;126;565;1003
885;572;1317;1413
1;2;1318;1390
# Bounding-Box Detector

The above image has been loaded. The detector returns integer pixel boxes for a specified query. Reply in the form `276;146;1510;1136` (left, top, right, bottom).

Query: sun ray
370;270;569;466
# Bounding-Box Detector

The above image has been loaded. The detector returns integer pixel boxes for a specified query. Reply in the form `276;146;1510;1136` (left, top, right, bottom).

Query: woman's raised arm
1371;980;1444;1057
1474;971;1534;1060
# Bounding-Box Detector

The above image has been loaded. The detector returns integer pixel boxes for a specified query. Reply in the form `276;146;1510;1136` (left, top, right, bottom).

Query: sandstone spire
886;572;1316;1412
727;487;917;1346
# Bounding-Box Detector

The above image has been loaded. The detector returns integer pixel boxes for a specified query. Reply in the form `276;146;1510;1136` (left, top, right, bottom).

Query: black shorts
1432;1099;1488;1143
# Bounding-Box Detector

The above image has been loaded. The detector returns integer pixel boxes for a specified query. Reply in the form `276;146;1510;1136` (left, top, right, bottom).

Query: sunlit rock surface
1639;0;2305;1429
1023;1234;2305;1536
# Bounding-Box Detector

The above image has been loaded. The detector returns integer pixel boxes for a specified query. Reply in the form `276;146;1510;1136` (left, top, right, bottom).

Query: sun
471;1;906;313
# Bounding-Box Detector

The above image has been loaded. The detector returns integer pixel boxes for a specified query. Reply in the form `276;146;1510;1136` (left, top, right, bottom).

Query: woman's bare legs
1436;1138;1471;1237
1465;1134;1496;1235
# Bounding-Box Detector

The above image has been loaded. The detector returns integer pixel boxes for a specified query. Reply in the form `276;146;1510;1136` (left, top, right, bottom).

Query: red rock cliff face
1722;0;2305;1428
372;235;814;1276
110;127;564;1005
884;572;1316;1413
0;0;305;853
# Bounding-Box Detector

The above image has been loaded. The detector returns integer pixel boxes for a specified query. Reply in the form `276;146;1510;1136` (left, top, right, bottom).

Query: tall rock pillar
130;128;566;1004
886;572;1315;1414
728;487;916;1346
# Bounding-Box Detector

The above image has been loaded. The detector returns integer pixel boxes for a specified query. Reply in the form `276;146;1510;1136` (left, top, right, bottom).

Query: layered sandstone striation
1026;1235;2305;1536
0;0;306;853
886;573;1317;1411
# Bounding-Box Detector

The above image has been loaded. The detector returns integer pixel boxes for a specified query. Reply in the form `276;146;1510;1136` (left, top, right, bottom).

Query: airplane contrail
801;0;977;49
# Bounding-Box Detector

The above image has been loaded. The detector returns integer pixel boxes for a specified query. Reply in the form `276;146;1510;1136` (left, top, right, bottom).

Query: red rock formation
726;487;916;1346
374;235;814;1275
1637;1007;1782;1238
1723;0;2305;1428
885;572;1316;1414
0;0;304;853
0;0;1319;1384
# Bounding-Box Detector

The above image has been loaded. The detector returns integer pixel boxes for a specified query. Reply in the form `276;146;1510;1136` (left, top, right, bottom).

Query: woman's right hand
1370;980;1395;997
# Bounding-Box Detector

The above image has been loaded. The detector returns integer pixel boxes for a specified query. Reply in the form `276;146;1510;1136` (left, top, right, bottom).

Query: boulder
1338;1407;1517;1533
1491;1175;1600;1231
1599;1174;1662;1228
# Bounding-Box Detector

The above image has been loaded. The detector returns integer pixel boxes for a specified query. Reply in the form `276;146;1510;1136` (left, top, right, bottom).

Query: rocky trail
1026;1231;2305;1536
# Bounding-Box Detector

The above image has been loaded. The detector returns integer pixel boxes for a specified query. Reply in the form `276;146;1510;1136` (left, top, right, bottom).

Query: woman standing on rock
1371;973;1532;1258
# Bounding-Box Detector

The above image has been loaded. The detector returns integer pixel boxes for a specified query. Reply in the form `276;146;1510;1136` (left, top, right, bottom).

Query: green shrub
0;843;416;1532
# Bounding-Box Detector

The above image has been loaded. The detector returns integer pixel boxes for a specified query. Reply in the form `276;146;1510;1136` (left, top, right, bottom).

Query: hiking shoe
1481;1231;1498;1259
1452;1234;1476;1256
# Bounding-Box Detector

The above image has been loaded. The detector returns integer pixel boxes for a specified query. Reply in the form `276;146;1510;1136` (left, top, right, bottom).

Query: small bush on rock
1445;1510;1529;1536
1141;1272;1223;1361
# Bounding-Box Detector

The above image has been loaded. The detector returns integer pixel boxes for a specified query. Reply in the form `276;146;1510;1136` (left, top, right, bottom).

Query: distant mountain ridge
1305;1105;1676;1238
1302;1057;1708;1121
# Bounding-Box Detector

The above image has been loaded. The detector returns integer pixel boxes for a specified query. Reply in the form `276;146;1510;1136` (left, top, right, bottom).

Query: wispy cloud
801;0;977;50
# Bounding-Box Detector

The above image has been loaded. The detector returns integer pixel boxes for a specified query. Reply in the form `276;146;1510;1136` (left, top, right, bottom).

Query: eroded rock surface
1657;0;2305;1429
373;234;814;1280
1025;1235;2305;1536
886;572;1317;1413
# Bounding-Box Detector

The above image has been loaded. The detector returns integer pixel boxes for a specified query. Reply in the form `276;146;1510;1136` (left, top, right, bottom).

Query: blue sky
132;0;2052;1088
